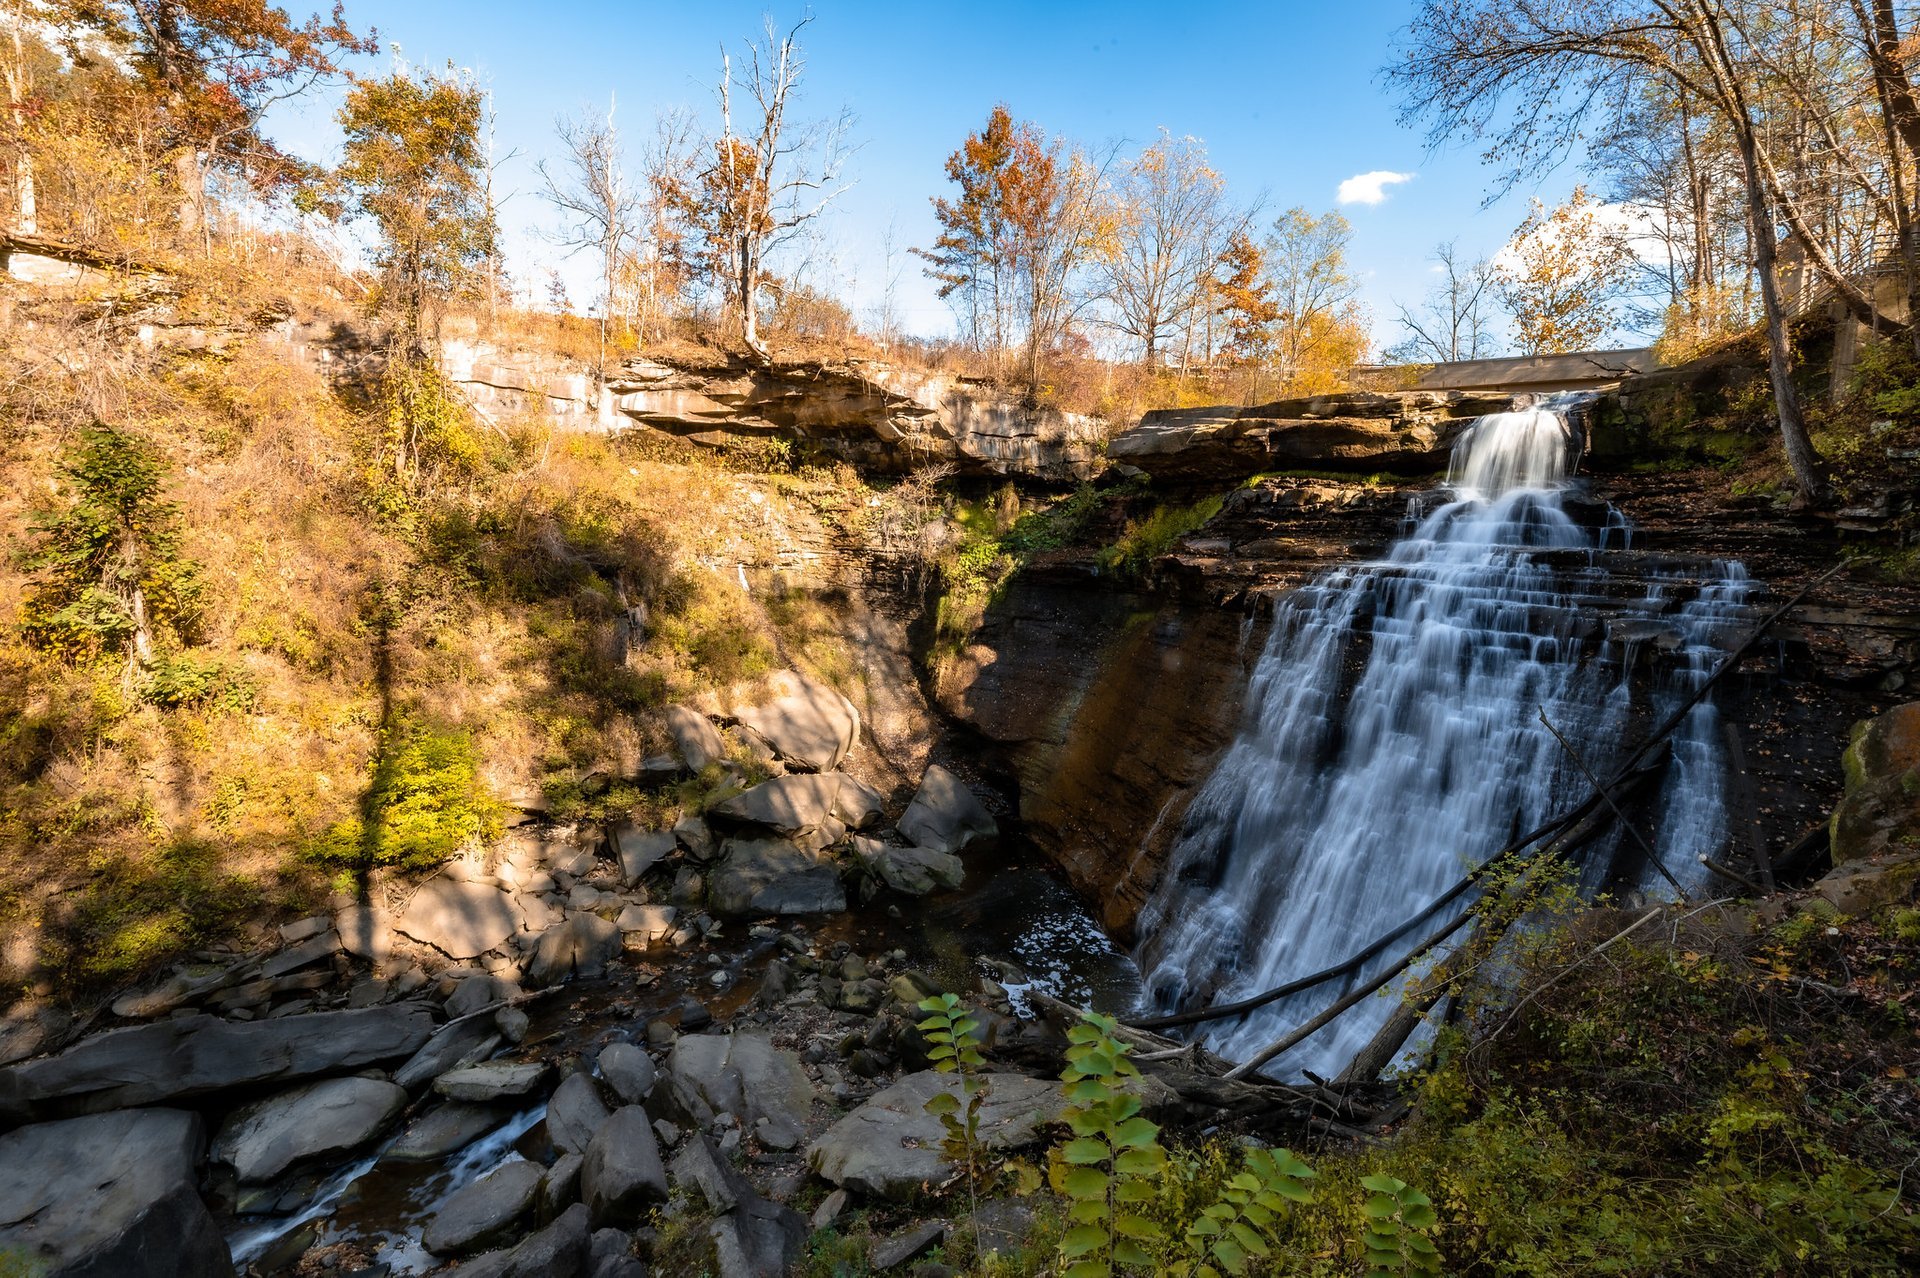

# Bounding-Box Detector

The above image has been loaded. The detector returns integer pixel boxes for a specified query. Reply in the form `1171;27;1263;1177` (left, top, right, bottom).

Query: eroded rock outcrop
1107;390;1511;483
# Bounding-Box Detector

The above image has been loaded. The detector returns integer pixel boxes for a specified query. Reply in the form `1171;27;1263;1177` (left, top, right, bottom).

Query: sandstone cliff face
1106;390;1514;484
437;336;1106;481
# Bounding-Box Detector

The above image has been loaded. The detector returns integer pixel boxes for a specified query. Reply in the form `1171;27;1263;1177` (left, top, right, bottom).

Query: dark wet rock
445;1201;591;1278
446;975;503;1019
707;1189;807;1278
546;1072;612;1156
853;838;965;896
395;880;524;959
0;1004;436;1123
1832;702;1920;864
872;1220;947;1270
0;1108;233;1278
495;1006;531;1044
212;1076;408;1183
808;1071;1065;1198
582;1106;668;1226
435;1061;553;1103
897;766;996;856
423;1159;545;1255
611;825;675;886
664;1031;815;1131
596;1043;656;1105
383;1101;511;1163
708;838;846;917
729;670;859;772
542;1152;583;1214
666;705;729;771
525;914;621;987
394;1011;502;1092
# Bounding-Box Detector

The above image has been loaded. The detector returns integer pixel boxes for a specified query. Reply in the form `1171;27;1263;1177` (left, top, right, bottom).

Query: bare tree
1098;130;1239;367
634;105;699;341
539;95;639;375
1389;0;1833;502
700;14;854;360
1390;240;1499;362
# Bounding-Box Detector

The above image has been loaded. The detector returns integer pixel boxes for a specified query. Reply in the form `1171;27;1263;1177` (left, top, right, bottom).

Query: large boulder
666;706;730;771
896;765;997;855
581;1106;667;1226
396;880;525;959
0;1108;234;1277
444;1200;591;1278
708;774;852;851
0;1004;436;1123
211;1076;408;1184
610;825;674;886
383;1101;511;1163
545;1073;612;1156
730;671;859;772
524;914;621;987
663;1031;814;1134
853;838;964;897
708;838;846;917
1831;703;1920;865
394;1010;503;1092
808;1071;1064;1199
423;1160;545;1255
435;1062;553;1103
596;1043;656;1105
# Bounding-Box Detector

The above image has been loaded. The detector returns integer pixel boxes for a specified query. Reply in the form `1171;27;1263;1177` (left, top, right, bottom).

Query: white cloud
1338;170;1415;206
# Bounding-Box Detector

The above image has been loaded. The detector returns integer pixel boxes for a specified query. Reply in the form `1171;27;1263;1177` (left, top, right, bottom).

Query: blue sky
272;0;1592;350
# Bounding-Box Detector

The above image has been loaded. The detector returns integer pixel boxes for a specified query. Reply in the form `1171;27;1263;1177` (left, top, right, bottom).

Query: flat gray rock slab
383;1102;511;1163
665;1031;815;1131
424;1159;545;1255
0;1108;234;1278
0;1004;436;1123
666;706;729;771
396;880;523;959
545;1073;611;1156
582;1106;667;1227
610;826;674;886
709;838;846;917
897;764;998;855
394;1012;503;1092
709;774;843;836
855;840;964;896
807;1071;1063;1199
435;1061;553;1103
730;670;859;772
213;1076;408;1184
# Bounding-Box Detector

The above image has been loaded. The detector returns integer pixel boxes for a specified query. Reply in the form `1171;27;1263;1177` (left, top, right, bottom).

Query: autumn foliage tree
919;104;1103;400
329;62;494;352
1097;130;1237;368
1267;206;1369;392
1494;185;1634;354
61;0;373;247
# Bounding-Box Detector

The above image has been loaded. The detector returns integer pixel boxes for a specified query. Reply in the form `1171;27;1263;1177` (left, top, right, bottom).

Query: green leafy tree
1173;1147;1317;1277
18;424;201;668
328;61;494;351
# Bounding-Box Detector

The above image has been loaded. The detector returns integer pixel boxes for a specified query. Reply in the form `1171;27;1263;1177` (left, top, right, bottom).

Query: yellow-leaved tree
1495;185;1634;355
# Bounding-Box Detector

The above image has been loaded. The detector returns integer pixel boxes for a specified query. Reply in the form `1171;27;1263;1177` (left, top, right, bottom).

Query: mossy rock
1830;703;1920;864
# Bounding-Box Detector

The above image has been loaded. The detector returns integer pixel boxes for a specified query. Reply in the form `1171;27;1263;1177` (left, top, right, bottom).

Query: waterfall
1136;395;1755;1079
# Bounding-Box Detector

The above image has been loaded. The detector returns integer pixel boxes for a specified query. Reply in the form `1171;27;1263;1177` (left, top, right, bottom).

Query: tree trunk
5;24;35;235
738;234;768;361
172;147;203;245
1736;125;1831;506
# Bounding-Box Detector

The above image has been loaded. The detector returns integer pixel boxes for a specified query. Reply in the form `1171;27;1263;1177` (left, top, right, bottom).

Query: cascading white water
1136;396;1755;1078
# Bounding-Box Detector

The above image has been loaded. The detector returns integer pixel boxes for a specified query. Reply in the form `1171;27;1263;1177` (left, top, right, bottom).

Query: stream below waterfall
1137;396;1763;1079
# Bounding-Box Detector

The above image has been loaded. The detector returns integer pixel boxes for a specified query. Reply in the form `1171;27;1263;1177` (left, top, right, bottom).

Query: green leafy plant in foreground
918;993;992;1188
1360;1173;1444;1278
1056;1011;1169;1276
1173;1146;1318;1277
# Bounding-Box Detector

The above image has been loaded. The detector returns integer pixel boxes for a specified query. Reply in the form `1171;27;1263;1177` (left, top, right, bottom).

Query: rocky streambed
0;666;1139;1278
